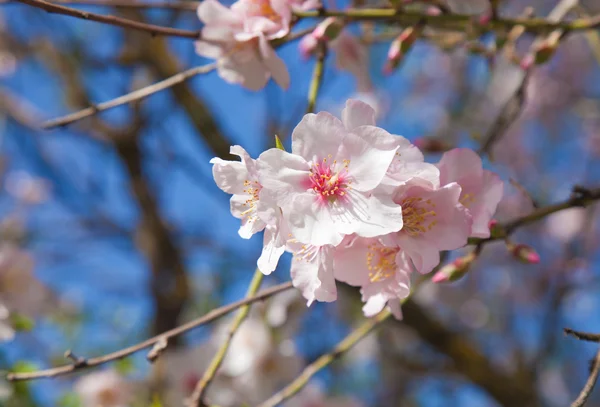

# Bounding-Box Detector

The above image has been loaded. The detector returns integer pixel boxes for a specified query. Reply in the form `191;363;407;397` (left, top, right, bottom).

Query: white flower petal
341;99;376;130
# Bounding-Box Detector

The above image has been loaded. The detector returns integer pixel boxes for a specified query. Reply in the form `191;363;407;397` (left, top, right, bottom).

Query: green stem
306;43;327;114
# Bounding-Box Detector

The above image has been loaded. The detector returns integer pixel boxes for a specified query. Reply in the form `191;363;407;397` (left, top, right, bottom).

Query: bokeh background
2;0;600;406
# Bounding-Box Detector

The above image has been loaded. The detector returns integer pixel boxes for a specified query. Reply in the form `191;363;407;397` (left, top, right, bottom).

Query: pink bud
384;27;419;74
488;219;498;229
432;252;477;283
478;11;492;26
312;17;344;43
510;244;540;264
299;34;318;59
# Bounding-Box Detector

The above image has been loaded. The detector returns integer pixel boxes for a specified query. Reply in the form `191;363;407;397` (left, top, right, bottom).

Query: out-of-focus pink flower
437;148;503;238
288;383;365;407
0;303;15;343
331;32;371;93
257;99;404;247
545;207;585;242
388;178;472;274
334;237;411;319
5;172;50;204
210;146;285;274
195;0;292;90
74;370;131;407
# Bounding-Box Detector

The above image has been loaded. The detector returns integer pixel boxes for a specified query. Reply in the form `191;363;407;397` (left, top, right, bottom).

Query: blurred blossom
288;383;365;407
331;32;372;93
74;370;131;407
0;302;14;342
5;171;50;204
0;378;11;401
459;298;490;329
545;207;585;242
265;289;304;330
539;367;570;407
0;243;51;316
165;311;303;407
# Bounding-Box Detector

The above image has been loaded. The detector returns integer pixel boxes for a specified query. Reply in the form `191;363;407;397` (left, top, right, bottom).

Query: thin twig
187;269;265;407
50;0;199;10
14;0;201;38
571;347;600;407
42;63;216;129
41;27;314;129
257;308;392;407
306;43;327;114
565;328;600;343
294;8;600;34
6;281;292;381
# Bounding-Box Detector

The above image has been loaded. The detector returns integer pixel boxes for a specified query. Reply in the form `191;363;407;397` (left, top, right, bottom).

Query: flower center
241;179;261;223
401;197;437;236
247;0;281;22
367;244;399;282
308;156;350;204
460;192;475;208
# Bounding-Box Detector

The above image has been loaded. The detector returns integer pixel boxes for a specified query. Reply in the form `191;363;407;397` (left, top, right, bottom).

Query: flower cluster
195;0;317;90
211;99;503;318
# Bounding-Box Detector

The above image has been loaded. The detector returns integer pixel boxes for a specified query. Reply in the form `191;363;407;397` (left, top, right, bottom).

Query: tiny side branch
15;0;201;39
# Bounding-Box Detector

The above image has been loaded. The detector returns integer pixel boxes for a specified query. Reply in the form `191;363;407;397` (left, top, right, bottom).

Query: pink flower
389;178;472;274
74;370;131;407
288;240;337;305
436;148;504;238
334;237;411;319
210;146;285;274
195;0;291;90
257;100;404;246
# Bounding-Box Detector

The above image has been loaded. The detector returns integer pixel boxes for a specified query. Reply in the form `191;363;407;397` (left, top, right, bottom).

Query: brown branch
14;0;201;38
6;282;293;381
401;299;538;406
50;0;198;10
571;347;600;407
42;63;216;129
565;328;600;343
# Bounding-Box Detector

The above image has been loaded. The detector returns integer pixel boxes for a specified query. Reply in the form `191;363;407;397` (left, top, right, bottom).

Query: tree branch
565;328;600;343
14;0;201;38
5;282;292;381
50;0;199;10
294;8;600;34
571;347;600;407
42;63;216;129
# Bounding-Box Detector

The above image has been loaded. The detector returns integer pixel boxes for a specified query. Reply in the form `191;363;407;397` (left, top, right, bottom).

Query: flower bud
488;219;505;239
312;17;345;43
299;34;319;59
384;26;420;74
432;252;477;283
509;243;540;264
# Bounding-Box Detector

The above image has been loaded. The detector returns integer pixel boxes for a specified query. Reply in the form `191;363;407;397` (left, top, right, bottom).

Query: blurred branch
294;8;600;34
570;347;600;407
565;328;600;343
6;281;293;381
14;0;201;38
187;269;264;407
401;299;537;406
42;63;216;129
258;308;394;407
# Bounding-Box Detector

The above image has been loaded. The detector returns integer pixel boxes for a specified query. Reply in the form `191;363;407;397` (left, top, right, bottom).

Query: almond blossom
74;370;132;407
257;100;405;247
334;237;411;319
436;148;504;238
195;0;292;90
388;178;473;274
210;146;285;274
